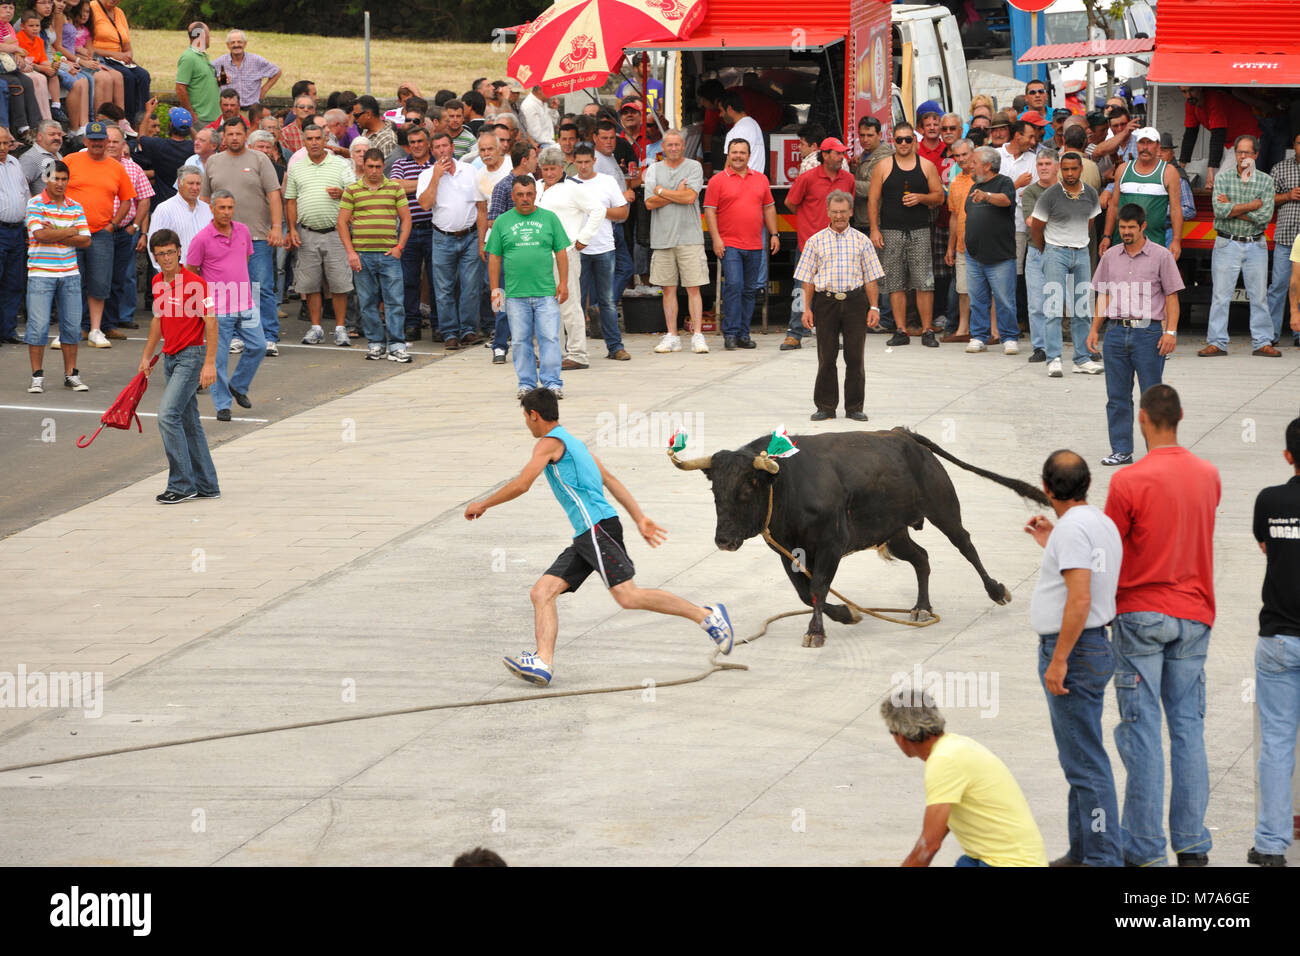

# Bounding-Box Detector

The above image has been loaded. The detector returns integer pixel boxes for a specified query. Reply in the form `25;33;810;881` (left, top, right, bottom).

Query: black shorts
545;517;636;593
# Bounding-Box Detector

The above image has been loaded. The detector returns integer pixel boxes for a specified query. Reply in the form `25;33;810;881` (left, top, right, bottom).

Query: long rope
758;486;942;628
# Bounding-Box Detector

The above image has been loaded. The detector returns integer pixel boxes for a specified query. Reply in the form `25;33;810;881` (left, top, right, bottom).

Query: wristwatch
868;305;880;312
1162;330;1176;337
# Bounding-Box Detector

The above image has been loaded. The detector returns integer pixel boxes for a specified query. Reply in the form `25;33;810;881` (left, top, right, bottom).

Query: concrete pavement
0;327;1296;866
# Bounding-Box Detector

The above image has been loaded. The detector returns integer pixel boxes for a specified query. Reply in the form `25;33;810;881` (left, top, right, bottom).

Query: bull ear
752;452;780;475
668;449;714;471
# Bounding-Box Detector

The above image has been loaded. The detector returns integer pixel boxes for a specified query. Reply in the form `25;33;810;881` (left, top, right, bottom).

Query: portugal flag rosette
766;427;799;459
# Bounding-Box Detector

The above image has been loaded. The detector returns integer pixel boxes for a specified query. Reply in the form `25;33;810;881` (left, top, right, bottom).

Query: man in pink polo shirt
186;189;260;422
782;137;854;349
1104;383;1221;868
703;139;779;350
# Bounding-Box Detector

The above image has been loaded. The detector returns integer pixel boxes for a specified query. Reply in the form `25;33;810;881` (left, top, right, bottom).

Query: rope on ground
0;487;944;773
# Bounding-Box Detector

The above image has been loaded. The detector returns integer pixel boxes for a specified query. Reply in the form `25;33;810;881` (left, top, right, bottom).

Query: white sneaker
229;338;245;354
301;325;324;345
1047;357;1063;378
64;372;88;392
387;348;412;363
265;342;279;357
965;339;986;353
28;374;43;393
1073;359;1105;375
333;326;351;346
1003;340;1019;355
365;343;386;360
654;333;681;353
49;337;60;350
691;332;709;353
88;329;111;348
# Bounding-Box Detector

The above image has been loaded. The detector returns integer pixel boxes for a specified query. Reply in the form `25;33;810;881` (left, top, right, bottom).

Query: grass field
131;30;509;104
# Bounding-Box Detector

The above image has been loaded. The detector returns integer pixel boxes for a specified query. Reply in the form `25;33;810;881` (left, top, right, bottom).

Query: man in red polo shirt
782;137;854;349
703;139;780;350
1104;383;1221;867
139;228;219;504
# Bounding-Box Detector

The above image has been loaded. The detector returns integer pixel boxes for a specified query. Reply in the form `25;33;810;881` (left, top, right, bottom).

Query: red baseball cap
619;100;644;113
819;137;848;153
1019;110;1048;127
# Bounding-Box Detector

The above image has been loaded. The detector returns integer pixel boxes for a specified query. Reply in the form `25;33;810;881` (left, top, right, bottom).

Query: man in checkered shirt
1266;129;1300;349
793;190;884;423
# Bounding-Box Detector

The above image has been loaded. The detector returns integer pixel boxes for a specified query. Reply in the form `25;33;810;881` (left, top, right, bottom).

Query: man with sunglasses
1024;80;1051;143
867;122;945;348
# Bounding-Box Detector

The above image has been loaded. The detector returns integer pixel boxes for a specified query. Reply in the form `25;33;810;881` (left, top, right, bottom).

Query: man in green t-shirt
175;23;222;127
486;175;571;399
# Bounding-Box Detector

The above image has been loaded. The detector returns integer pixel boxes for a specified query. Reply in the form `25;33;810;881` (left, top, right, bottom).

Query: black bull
670;428;1050;647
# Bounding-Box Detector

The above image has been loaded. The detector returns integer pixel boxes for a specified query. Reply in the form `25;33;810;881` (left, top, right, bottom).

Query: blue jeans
249;239;278;344
431;229;482;340
1208;236;1272;349
505;296;561;390
354;251;406;351
1266;237;1298;343
0;223;25;337
1112;611;1213;865
1254;633;1300;855
108;227;137;327
581;249;622;355
1026;245;1045;352
1102;323;1164;456
97;57;151;118
721;246;762;340
1039;627;1122;866
954;855;992;867
158;345;219;497
24;273;80;345
401;223;433;332
965;254;1018;343
1042;244;1093;364
212;309;266;411
612;224;635;305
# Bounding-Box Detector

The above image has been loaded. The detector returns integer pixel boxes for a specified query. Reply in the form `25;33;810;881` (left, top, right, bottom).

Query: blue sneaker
504;651;553;686
700;604;734;654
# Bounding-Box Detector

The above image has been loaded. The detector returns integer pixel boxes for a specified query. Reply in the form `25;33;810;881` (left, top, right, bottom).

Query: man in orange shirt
64;120;134;347
943;138;975;342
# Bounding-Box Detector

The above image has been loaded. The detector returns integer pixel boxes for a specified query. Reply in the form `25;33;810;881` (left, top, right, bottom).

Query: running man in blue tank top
464;387;735;686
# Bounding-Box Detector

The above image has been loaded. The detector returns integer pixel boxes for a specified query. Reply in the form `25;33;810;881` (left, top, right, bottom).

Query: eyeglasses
895;136;914;144
154;249;179;258
940;125;960;132
1027;88;1046;96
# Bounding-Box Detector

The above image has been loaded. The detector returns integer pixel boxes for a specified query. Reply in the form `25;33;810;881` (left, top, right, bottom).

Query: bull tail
902;430;1050;507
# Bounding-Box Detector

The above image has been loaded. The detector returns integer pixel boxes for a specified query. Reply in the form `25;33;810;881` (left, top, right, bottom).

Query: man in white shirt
570;143;630;361
418;130;486;349
536;146;605;371
519;86;555;150
721;91;765;175
146;165;212;269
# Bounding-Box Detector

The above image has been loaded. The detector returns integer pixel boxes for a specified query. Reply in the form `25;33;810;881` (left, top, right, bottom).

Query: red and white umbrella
509;0;705;96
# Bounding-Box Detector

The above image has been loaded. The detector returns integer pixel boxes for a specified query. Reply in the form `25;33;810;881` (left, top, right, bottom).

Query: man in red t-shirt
1104;383;1221;867
139;228;220;504
702;139;779;349
783;138;855;347
1179;87;1260;190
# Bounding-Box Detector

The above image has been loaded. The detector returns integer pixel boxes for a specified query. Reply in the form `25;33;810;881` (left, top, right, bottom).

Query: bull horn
668;449;713;470
752;452;780;474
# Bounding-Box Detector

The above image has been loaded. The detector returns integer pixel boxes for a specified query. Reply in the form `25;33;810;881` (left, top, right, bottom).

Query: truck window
1043;11;1091;44
928;76;945;108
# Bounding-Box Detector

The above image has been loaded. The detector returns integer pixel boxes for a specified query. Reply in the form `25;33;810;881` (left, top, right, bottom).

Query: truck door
935;11;971;120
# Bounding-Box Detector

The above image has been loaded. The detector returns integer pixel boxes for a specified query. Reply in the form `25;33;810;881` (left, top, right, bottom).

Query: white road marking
116;336;447;357
0;404;268;423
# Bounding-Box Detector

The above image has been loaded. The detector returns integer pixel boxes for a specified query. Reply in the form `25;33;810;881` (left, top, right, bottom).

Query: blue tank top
543;425;619;535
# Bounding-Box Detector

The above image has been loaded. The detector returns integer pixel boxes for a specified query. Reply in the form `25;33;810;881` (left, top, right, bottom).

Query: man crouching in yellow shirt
883;690;1047;867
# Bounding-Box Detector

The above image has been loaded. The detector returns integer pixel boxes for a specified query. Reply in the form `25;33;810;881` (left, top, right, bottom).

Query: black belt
1109;318;1153;328
1224;232;1265;243
433;224;475;238
300;224;335;234
411;220;433;229
0;220;22;228
820;288;865;300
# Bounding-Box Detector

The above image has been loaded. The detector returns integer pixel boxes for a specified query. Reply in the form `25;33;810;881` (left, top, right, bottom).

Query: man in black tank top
866;122;946;348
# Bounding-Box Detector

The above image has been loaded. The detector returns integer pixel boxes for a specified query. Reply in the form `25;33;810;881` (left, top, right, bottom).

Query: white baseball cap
1134;126;1161;143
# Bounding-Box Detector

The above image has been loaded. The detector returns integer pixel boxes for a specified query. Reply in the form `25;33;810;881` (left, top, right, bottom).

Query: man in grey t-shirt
1024;449;1123;867
1030;151;1102;376
644;130;709;354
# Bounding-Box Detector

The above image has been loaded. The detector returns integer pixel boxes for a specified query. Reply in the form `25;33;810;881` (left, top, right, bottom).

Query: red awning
1147;50;1300;86
626;29;844;51
1018;38;1154;64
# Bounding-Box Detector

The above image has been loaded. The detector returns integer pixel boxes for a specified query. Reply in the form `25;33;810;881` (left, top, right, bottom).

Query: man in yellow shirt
883;691;1047;866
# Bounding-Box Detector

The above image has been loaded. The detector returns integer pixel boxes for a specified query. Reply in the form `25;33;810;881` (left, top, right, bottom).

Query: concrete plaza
0;328;1296;866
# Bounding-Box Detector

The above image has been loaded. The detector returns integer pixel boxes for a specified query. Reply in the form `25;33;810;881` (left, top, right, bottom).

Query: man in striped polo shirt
339;148;412;362
284;124;356;347
388;124;435;342
24;161;92;394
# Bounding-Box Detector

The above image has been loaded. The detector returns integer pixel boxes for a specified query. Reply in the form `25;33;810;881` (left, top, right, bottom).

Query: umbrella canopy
509;0;705;96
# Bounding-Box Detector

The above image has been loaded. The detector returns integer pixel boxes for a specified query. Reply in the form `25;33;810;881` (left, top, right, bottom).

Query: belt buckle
834;292;846;301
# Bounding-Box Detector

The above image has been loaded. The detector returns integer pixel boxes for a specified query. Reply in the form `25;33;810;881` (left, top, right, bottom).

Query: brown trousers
813;288;868;414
